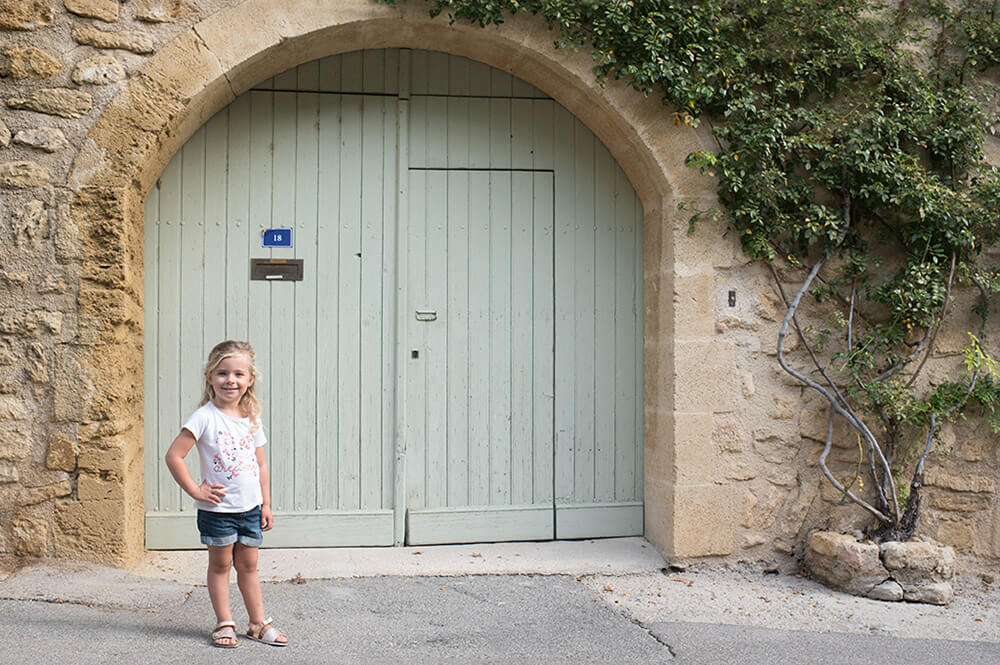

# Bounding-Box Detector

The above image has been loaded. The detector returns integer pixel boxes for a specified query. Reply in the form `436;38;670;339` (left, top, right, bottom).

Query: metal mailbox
250;258;304;281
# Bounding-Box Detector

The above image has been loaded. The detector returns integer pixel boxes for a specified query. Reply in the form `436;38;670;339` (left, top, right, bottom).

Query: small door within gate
404;170;555;544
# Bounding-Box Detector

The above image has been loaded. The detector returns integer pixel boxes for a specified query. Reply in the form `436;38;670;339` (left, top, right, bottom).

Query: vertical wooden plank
268;91;297;513
489;97;511;169
572;118;596;505
179;128;206;511
318;54;342;92
393;60;410;542
409;96;428;168
381;97;398;513
532;173;555;505
509;172;534;506
248;90;274;480
383;48;400;95
511;74;538;98
467;98;490;169
226;94;251;340
424;170;448;508
294;73;320;512
467;172;491;505
273;66;297;91
613;166;638;503
316;94;342;510
338;94;363;510
511;98;532;169
594;143;617;503
203;111;228;347
427;51;449;95
363;49;386;94
490;67;513;97
425;96;447;167
531;101;554;170
405;169;427;512
446;97;470;168
359;97;385;512
552;103;576;505
468;59;491;97
409;49;428;96
446;170;470;507
489;171;512;507
157;154;182;511
341;51;363;93
447;54;470;95
143;184;159;511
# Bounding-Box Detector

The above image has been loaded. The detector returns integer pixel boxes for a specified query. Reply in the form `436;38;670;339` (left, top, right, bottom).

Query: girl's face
207;354;255;409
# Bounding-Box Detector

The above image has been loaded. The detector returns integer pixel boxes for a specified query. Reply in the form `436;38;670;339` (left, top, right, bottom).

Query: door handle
415;309;438;321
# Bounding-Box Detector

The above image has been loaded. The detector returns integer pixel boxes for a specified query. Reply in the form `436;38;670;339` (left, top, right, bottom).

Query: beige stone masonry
0;0;54;31
72;54;126;85
137;0;195;23
8;88;94;118
64;0;119;22
0;119;9;146
73;26;155;53
13;127;70;152
0;45;62;80
0;161;51;188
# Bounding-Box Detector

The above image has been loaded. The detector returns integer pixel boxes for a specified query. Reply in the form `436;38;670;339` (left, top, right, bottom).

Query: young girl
165;340;289;648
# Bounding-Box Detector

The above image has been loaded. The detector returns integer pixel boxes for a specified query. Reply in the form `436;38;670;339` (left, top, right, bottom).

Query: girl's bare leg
234;543;287;644
207;545;236;645
233;542;265;623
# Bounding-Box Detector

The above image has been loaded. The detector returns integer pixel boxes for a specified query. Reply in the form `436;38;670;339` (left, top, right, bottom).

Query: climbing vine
380;0;1000;541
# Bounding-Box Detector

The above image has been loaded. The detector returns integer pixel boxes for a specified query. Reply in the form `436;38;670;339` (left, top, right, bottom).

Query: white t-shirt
182;401;267;513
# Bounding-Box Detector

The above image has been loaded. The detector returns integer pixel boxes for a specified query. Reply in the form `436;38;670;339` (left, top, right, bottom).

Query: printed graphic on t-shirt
212;429;259;481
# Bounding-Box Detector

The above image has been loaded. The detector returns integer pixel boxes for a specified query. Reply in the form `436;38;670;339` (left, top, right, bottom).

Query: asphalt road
2;575;996;664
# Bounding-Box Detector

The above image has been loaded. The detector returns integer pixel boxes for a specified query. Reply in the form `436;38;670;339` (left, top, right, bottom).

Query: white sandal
246;617;288;646
211;620;238;648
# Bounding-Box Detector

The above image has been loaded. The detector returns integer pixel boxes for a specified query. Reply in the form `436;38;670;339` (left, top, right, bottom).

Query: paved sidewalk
1;538;997;664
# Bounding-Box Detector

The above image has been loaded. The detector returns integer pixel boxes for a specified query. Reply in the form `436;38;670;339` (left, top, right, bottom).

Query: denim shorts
197;506;263;547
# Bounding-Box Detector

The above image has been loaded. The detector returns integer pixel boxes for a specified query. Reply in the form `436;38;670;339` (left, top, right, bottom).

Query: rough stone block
13;127;69;153
72;54;126;86
674;340;736;413
0;0;54;30
927;490;990;513
136;0;194;22
880;540;956;584
752;432;800;464
0;161;51;188
0;427;31;460
0;461;19;483
672;483;738;556
17;480;72;506
0;119;9;147
673;412;715;484
713;419;745;453
0;45;62;80
78;472;124;501
9;515;48;556
53;498;126;563
0;397;30;420
924;469;995;494
73;26;155;54
64;0;118;21
867;579;904;602
8;88;93;118
805;531;888;596
934;519;974;552
673;274;715;339
902;582;954;605
46;432;77;472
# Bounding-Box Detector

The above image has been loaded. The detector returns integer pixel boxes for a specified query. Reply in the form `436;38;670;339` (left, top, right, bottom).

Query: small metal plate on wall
415;310;437;321
250;258;304;281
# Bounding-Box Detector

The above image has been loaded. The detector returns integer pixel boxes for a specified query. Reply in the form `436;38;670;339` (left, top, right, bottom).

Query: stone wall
0;0;997;571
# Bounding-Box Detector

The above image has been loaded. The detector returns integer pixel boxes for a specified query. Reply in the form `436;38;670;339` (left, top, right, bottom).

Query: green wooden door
404;170;555;544
144;49;643;549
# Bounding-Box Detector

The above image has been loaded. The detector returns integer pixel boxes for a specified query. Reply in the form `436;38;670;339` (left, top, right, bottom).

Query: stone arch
67;0;735;565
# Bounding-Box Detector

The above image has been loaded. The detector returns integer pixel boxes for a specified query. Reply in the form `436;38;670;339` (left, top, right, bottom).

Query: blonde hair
200;340;262;430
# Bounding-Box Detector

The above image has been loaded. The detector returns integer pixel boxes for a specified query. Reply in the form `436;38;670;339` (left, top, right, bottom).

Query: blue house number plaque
262;228;292;248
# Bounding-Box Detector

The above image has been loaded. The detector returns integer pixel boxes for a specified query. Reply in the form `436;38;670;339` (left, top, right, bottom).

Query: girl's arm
255;447;274;530
165;429;226;505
